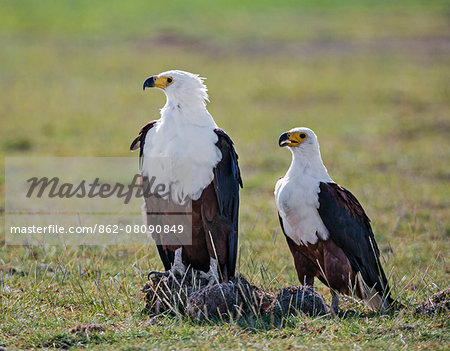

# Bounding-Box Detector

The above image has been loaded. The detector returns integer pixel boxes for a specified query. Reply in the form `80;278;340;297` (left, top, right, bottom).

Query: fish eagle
275;127;393;313
131;70;242;285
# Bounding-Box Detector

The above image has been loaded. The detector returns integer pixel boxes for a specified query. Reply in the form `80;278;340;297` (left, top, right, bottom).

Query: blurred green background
0;1;449;349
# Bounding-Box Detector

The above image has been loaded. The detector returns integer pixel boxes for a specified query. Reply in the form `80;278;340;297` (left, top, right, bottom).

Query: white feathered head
143;70;209;108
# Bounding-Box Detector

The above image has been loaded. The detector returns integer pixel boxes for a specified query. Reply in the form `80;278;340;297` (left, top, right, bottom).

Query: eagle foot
198;259;220;287
199;273;218;287
147;248;187;282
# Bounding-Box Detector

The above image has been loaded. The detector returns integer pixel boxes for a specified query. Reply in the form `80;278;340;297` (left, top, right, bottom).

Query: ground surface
0;1;449;350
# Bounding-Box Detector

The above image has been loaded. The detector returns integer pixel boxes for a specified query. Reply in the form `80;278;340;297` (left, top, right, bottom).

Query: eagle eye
167;77;173;83
299;133;306;139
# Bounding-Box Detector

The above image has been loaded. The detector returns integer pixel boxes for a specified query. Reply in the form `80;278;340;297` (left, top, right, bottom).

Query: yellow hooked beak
278;131;308;147
143;75;173;90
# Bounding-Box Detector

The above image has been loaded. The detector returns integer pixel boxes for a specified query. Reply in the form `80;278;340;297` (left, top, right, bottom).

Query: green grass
1;1;449;350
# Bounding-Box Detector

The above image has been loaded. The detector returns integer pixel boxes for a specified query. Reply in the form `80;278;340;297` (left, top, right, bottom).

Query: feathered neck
160;89;217;127
287;146;333;182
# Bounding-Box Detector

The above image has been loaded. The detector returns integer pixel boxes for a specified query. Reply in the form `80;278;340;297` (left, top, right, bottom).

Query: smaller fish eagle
275;127;394;313
131;70;242;285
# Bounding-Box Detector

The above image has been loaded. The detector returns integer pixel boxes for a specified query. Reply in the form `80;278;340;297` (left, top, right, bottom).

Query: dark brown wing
318;182;392;301
212;129;242;278
130;120;157;168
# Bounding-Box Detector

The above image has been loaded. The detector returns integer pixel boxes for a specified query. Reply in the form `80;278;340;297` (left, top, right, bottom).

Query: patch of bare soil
135;32;450;59
69;324;106;334
69;324;105;334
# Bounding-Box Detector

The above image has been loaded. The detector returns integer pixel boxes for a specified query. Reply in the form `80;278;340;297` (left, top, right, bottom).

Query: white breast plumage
275;175;330;246
142;118;222;204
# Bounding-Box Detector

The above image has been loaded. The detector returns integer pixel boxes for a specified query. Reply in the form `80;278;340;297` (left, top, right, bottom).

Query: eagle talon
147;270;168;280
199;258;220;287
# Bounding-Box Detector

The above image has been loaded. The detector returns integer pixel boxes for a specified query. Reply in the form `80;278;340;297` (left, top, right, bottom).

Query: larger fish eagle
131;70;242;284
275;127;394;313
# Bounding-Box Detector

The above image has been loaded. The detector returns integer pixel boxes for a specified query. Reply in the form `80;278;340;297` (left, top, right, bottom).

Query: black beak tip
278;132;290;147
143;76;155;91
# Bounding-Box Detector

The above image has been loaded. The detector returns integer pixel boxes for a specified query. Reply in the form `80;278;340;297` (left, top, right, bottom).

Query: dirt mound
271;286;329;317
142;269;329;320
415;287;450;315
69;324;106;334
187;276;274;320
